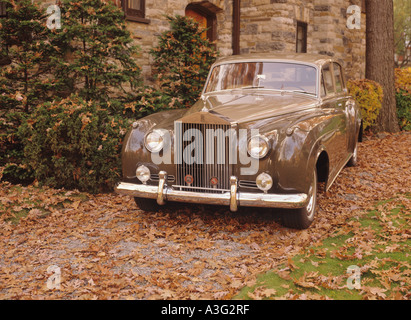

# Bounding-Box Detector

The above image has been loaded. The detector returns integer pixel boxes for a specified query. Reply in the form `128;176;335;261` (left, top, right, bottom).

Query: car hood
183;91;319;124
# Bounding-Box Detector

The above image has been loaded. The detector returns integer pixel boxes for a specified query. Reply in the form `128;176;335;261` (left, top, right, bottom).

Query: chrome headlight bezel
247;134;270;159
144;129;167;153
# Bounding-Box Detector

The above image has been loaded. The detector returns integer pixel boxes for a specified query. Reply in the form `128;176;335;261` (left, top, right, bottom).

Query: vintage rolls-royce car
115;53;362;229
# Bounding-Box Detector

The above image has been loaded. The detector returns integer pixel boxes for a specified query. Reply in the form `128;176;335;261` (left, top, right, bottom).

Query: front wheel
281;169;317;230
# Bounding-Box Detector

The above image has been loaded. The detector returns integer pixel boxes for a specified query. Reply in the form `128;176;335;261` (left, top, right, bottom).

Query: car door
320;63;347;174
332;62;350;160
333;62;357;155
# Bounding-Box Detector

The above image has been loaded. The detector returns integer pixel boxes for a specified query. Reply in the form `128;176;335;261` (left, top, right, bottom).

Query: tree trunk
365;0;400;133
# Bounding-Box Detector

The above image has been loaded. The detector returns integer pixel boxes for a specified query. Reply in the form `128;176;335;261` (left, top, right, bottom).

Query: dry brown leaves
0;131;410;299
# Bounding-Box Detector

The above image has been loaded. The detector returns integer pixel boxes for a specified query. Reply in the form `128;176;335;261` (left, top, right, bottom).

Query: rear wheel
134;197;159;212
281;169;317;230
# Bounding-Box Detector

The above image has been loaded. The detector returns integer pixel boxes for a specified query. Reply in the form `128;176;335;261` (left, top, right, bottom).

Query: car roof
212;53;334;67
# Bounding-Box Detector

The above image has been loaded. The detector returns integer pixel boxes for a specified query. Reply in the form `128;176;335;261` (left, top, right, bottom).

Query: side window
322;64;334;95
321;76;326;97
333;63;343;93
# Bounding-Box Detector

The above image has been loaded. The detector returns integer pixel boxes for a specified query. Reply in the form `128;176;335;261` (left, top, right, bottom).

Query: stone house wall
37;0;366;81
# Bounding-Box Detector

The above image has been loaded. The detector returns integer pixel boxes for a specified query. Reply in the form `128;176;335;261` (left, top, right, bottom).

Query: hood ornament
201;106;209;113
201;95;211;113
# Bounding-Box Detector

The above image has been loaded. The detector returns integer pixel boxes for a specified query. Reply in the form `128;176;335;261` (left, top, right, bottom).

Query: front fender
234;111;326;195
272;112;332;195
274;128;314;194
121;109;187;180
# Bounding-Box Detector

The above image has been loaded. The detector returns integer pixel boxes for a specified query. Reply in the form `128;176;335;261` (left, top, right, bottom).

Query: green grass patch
234;194;411;300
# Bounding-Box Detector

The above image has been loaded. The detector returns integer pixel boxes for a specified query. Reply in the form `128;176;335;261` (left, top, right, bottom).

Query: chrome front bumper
115;171;308;212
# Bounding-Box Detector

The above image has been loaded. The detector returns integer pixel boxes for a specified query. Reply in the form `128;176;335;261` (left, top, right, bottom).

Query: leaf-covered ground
0;132;410;299
235;194;410;300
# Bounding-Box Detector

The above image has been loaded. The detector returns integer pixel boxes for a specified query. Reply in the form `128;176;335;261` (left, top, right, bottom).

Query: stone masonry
37;0;366;81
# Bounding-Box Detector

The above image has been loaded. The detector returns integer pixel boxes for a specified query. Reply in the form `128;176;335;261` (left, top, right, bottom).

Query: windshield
205;62;317;95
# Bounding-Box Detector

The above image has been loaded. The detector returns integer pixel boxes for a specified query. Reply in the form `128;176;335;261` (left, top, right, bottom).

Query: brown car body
115;53;362;229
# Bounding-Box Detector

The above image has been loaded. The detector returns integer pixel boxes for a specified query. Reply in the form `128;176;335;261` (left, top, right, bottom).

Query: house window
232;0;240;55
123;0;149;23
185;8;208;39
296;21;307;53
0;1;7;61
0;1;7;18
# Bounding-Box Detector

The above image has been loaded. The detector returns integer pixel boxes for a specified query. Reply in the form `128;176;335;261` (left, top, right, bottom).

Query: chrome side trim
115;181;308;210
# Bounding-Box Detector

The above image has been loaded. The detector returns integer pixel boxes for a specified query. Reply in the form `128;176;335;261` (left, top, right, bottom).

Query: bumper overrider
115;171;309;212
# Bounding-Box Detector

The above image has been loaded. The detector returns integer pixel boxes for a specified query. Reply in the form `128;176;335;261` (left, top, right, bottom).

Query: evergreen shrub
150;15;218;108
18;96;131;193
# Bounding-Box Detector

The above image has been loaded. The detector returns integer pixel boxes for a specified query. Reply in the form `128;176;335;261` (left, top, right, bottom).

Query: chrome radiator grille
175;123;232;193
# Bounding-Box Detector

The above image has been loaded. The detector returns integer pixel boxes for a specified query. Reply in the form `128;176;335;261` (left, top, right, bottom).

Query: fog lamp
136;165;150;184
256;172;273;192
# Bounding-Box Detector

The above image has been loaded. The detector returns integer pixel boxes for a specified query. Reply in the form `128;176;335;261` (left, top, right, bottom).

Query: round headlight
247;135;270;159
145;129;165;153
256;172;273;192
136;165;150;183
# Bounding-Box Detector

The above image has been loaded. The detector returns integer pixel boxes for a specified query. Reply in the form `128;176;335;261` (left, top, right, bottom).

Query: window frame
320;76;326;97
0;1;7;18
122;0;150;24
296;21;307;53
335;62;347;92
185;3;217;43
232;0;240;55
333;62;344;93
0;1;8;62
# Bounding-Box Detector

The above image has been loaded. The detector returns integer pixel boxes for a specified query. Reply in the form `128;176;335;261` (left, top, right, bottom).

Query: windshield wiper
239;86;265;90
290;90;315;95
